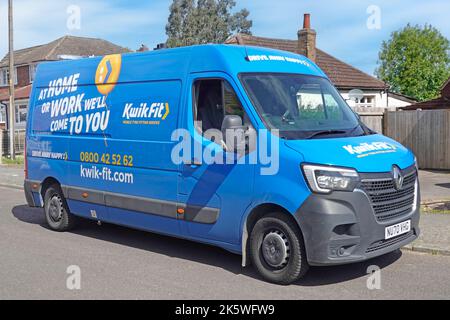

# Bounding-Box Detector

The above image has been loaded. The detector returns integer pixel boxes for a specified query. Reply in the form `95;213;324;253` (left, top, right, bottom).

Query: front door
177;73;256;245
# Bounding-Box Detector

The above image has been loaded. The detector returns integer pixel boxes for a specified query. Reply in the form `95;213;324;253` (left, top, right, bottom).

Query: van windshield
240;73;366;139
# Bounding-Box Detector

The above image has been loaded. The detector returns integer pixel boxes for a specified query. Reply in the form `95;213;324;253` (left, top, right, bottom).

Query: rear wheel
44;184;77;231
249;212;309;285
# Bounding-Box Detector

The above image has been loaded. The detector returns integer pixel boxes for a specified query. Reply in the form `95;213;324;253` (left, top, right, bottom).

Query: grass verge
421;203;450;215
1;155;24;165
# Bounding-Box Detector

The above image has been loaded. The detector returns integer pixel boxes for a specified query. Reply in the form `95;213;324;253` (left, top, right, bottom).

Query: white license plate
385;220;411;240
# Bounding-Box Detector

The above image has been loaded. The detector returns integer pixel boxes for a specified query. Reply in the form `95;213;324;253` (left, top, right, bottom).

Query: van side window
193;79;250;133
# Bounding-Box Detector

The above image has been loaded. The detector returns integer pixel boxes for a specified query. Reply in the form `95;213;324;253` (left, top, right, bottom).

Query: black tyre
44;184;77;231
249;212;309;285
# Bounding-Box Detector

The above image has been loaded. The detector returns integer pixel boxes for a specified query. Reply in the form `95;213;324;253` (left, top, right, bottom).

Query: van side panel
66;80;182;234
27;52;185;237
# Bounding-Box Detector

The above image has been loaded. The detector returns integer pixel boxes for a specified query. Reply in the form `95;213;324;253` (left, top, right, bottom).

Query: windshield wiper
347;125;365;136
304;130;347;139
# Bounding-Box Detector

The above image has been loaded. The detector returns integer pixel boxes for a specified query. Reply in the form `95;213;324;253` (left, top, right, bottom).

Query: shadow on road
12;204;47;226
297;250;401;286
12;204;402;286
436;183;450;190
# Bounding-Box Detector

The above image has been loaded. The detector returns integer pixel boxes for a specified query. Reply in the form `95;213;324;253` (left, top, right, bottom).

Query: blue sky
1;0;449;75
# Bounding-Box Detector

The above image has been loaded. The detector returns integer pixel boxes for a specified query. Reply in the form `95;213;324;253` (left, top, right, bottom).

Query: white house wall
339;90;411;109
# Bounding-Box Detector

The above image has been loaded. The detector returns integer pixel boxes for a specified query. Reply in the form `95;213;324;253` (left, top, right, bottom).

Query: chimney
153;43;167;50
137;44;149;52
297;13;317;62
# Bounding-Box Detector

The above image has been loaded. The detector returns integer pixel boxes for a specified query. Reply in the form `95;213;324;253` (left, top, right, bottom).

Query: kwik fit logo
122;102;170;123
343;141;397;157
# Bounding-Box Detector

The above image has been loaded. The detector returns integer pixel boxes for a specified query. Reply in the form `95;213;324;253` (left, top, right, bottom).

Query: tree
166;0;252;48
376;24;450;101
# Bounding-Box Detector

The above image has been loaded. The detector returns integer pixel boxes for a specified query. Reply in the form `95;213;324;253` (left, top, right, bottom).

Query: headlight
414;156;419;171
301;164;360;194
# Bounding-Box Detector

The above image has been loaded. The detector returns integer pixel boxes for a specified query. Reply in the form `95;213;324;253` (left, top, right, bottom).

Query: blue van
24;45;420;284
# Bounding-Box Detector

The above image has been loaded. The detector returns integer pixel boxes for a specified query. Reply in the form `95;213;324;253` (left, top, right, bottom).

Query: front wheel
249;212;309;285
44;184;78;231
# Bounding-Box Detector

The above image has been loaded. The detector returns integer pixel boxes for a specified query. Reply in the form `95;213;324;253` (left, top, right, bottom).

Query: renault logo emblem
392;165;404;190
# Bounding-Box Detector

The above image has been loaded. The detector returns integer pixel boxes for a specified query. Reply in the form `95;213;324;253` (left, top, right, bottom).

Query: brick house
225;14;416;109
0;35;130;130
401;77;450;110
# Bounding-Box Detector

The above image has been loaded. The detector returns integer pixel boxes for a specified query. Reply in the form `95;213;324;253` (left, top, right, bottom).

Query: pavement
404;213;450;256
0;165;23;190
0;186;450;299
419;170;450;203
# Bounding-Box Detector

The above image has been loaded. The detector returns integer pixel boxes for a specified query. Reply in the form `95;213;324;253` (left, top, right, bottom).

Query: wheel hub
48;196;63;222
261;230;290;268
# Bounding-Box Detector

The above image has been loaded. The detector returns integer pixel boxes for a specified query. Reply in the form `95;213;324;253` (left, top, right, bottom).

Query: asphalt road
1;186;450;300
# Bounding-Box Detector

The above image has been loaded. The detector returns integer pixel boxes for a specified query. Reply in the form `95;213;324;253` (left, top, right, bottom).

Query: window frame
190;76;256;153
192;77;223;134
355;95;376;108
29;63;38;83
0;67;18;87
191;77;251;135
15;103;28;125
0;105;6;123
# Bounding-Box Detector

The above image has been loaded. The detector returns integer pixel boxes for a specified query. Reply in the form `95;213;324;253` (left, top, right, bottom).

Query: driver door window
193;79;251;134
193;78;254;153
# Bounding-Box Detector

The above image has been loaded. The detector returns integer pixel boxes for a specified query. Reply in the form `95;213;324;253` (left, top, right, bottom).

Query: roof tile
0;35;131;67
401;97;450;110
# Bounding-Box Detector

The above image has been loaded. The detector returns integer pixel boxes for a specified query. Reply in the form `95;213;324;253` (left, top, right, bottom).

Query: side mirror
221;115;246;153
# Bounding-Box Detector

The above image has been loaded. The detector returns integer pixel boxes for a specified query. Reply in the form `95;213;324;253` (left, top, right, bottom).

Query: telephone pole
8;0;15;159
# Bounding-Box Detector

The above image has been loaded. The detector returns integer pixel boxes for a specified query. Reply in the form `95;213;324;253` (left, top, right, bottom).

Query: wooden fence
1;129;26;157
352;107;388;134
384;110;450;170
351;108;450;170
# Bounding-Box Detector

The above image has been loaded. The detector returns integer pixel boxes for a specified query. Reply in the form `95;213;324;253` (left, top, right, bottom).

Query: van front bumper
294;184;420;266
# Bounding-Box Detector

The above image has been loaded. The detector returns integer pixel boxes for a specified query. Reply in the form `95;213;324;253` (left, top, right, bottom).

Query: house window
0;67;18;87
0;68;8;86
0;106;5;123
29;64;38;83
15;104;28;125
355;96;376;108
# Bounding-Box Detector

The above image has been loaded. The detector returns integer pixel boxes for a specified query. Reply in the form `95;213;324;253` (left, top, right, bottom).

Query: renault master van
24;45;420;284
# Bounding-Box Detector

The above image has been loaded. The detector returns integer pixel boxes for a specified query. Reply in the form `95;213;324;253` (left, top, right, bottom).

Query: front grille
366;231;414;253
361;167;417;223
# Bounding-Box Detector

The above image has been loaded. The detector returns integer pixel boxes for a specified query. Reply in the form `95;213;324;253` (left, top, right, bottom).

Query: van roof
34;44;328;87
